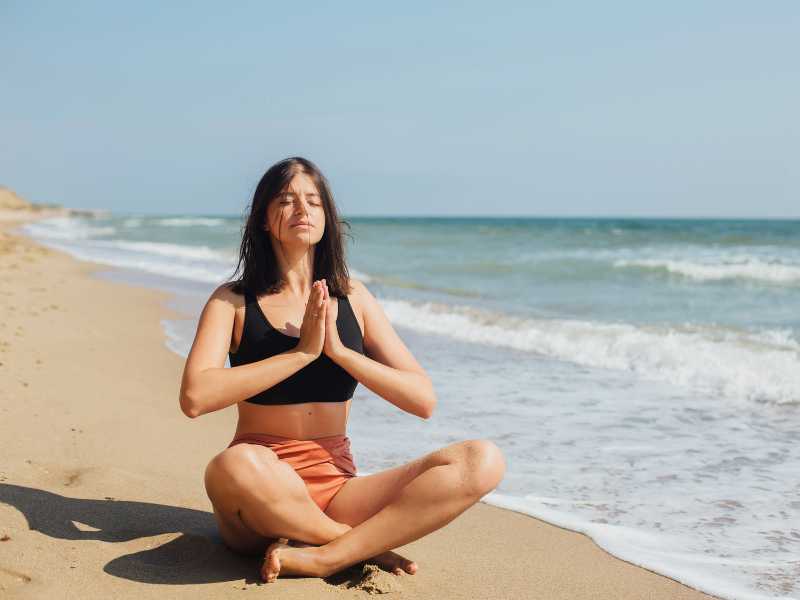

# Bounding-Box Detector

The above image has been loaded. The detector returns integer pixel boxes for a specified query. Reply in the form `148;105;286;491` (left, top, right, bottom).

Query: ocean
15;214;800;600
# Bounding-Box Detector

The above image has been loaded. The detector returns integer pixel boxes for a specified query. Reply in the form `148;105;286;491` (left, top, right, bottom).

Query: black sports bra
228;289;364;405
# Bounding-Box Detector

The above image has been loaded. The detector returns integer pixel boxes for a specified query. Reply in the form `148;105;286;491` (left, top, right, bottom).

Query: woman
179;156;506;583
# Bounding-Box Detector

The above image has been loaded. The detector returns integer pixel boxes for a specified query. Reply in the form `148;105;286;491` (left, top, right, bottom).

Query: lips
291;222;311;228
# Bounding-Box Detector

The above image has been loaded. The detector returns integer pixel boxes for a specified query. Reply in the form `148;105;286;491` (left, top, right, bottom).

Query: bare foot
261;540;325;583
367;550;418;576
287;539;417;576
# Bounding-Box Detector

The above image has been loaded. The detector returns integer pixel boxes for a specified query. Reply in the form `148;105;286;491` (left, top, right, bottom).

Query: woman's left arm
328;279;437;419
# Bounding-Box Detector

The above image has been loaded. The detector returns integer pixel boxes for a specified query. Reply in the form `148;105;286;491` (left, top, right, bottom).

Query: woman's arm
333;279;437;419
178;284;315;418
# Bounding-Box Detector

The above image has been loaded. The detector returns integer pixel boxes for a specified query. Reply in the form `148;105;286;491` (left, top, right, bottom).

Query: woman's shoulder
209;281;247;310
347;277;375;305
347;276;365;294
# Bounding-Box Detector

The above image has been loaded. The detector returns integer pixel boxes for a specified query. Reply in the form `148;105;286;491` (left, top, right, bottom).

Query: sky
2;1;798;218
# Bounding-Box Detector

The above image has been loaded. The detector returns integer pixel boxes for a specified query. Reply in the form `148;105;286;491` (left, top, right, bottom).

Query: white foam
21;217;116;240
91;239;233;261
25;237;234;284
20;217;238;284
615;257;800;285
484;493;799;600
379;297;800;405
160;319;193;358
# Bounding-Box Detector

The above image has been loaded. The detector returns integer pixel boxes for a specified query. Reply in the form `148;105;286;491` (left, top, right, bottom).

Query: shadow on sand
0;483;366;588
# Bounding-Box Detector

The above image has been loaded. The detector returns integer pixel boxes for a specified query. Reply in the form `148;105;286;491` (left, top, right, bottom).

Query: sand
0;209;722;599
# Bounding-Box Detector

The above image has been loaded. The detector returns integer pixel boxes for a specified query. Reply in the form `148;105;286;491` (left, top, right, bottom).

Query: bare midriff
233;398;351;441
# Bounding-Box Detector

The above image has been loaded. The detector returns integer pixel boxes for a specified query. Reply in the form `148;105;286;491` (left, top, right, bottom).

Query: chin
285;231;323;244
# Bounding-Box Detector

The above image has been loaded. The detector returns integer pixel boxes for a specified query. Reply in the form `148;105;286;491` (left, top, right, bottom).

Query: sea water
17;214;800;600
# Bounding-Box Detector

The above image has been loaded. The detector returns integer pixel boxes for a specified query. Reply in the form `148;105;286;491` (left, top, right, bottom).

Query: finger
307;282;320;310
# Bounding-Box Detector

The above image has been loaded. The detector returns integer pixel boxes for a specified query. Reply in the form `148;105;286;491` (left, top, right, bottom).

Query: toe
269;552;281;582
262;543;282;583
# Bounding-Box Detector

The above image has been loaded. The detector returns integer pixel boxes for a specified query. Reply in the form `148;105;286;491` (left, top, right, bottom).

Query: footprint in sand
63;468;86;488
0;565;33;592
61;469;89;487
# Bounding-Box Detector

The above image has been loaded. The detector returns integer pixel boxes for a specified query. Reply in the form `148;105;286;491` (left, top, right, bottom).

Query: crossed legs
204;438;506;581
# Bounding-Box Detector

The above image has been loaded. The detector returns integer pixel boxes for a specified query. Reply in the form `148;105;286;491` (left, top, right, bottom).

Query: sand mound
0;187;32;211
345;564;404;594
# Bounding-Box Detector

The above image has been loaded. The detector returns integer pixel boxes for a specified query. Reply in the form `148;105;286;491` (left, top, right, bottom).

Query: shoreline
0;210;721;599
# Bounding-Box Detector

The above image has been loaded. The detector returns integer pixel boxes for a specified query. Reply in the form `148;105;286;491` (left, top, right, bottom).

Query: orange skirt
227;432;357;513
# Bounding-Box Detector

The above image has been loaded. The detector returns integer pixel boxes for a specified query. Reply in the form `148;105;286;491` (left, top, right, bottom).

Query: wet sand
0;210;721;599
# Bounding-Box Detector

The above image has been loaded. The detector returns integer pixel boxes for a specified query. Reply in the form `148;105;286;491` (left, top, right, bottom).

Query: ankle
309;545;339;578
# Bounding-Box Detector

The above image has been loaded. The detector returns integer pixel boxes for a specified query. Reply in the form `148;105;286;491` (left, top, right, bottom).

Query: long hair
226;157;353;298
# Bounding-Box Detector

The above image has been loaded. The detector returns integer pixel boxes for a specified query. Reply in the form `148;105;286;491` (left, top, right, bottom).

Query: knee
458;439;506;498
204;444;286;503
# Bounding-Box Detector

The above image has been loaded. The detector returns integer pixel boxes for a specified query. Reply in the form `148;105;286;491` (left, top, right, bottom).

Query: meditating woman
178;156;506;582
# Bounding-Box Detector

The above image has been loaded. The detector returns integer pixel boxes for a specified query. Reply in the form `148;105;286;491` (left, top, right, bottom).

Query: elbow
180;397;200;419
182;403;201;419
179;385;202;419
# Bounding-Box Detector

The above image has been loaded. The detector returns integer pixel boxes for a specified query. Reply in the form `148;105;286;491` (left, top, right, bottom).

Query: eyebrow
281;191;319;197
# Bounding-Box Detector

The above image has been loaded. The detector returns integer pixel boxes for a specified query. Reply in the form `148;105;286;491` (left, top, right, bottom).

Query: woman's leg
263;438;506;581
205;442;420;573
204;443;352;551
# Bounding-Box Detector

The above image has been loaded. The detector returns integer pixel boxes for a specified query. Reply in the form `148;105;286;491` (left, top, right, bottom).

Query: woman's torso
229;287;365;440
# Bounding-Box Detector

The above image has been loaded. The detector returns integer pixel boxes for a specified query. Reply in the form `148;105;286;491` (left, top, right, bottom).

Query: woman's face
264;172;326;245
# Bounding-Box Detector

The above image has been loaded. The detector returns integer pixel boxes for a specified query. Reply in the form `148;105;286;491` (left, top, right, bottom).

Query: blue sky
2;2;798;218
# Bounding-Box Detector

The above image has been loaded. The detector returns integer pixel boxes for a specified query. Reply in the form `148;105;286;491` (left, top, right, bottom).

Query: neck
271;240;316;298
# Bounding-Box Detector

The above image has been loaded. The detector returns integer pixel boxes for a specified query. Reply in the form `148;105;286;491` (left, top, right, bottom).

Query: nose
293;197;312;211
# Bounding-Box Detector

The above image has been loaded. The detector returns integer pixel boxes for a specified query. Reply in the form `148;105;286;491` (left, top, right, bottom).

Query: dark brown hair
226;157;353;298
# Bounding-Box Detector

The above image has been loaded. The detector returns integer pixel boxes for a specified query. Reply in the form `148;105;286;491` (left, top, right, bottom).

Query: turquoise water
18;214;800;600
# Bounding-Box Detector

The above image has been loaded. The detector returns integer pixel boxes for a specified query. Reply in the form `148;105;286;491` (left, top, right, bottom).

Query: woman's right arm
178;284;317;418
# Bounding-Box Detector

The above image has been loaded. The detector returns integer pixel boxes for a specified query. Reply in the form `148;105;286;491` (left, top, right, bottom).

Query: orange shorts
227;433;358;513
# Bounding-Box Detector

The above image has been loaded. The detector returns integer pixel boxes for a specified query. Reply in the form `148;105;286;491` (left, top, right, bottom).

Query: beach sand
0;210;721;599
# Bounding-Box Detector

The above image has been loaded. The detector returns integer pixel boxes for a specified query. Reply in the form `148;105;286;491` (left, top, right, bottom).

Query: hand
321;280;346;360
296;280;327;359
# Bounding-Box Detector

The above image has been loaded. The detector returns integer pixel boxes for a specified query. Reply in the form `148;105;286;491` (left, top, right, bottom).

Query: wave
30;239;235;284
90;239;233;261
614;257;800;285
379;297;800;405
22;217;116;240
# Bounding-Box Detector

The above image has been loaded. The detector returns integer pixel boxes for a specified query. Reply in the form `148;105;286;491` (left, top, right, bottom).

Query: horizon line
72;209;800;221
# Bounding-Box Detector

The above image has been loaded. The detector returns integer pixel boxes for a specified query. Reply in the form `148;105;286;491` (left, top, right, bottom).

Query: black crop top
228;289;364;405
